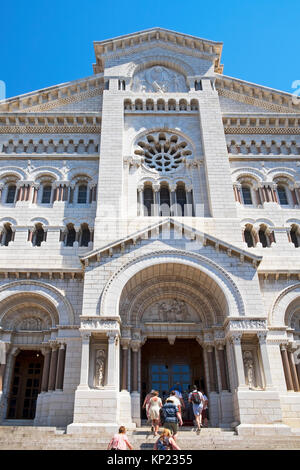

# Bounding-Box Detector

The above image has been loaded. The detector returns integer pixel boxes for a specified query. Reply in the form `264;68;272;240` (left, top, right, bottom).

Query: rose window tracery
135;132;192;174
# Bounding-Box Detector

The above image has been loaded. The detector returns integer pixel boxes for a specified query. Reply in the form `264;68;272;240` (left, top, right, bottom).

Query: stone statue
243;350;256;389
95;349;106;387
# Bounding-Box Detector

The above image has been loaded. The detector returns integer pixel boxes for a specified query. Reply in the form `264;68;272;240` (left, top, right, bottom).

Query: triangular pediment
80;218;262;268
93;28;224;74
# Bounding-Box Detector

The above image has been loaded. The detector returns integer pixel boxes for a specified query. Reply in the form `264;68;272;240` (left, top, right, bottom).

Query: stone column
131;340;141;426
132;350;139;393
41;348;51;392
0;342;9;393
169;183;177;216
230;334;247;389
280;345;294;391
55;343;66;391
48;344;59;391
202;345;211;393
137;186;144;217
206;345;217;392
78;332;91;390
287;348;300;392
120;340;129;391
106;331;119;388
257;332;273;389
186;185;194;216
153;184;160;217
216;343;229;391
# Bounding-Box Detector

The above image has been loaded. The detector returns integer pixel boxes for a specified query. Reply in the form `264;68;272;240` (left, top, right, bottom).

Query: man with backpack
160;398;183;441
188;385;205;432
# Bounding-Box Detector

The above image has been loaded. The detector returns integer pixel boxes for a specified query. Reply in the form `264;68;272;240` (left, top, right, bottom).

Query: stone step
0;425;300;450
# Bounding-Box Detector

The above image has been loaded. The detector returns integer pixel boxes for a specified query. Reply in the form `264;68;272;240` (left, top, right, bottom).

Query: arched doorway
7;350;44;419
141;338;206;424
117;259;233;426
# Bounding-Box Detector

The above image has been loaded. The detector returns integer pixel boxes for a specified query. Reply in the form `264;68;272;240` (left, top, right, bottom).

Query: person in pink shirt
107;426;133;450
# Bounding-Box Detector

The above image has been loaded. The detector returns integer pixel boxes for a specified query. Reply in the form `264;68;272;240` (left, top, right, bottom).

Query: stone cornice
216;76;300;114
0;113;101;134
258;271;300;281
0;76;104;113
0;269;83;281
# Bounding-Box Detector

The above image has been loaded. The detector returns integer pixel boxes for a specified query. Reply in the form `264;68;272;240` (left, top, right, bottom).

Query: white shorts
192;404;203;416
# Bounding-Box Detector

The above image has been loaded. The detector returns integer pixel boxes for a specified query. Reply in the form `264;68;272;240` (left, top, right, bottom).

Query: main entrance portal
141;338;206;423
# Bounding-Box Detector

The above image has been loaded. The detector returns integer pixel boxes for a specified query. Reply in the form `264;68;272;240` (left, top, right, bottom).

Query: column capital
106;330;119;344
131;340;141;352
230;333;242;345
120;338;131;349
257;331;268;344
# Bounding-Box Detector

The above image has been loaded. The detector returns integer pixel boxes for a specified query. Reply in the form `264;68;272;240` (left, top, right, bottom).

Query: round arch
100;250;245;319
0;280;75;327
269;282;300;326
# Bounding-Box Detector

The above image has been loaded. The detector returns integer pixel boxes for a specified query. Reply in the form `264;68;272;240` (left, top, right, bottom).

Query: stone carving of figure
18;317;44;331
95;349;106;387
132;66;188;93
157;299;189;322
243;350;256;389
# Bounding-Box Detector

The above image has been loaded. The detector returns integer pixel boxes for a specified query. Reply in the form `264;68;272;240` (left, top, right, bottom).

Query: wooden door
7;350;44;419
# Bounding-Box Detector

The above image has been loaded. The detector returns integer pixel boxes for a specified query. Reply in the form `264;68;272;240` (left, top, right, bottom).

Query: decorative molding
217;84;299;114
225;318;267;332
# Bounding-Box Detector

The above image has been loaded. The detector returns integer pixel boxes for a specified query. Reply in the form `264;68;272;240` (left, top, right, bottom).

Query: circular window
134;132;192;174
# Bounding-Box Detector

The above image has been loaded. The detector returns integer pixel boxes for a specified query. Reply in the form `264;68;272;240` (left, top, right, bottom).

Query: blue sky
1;0;300;98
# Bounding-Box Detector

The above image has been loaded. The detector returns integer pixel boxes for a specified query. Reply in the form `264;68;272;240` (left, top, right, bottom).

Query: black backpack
191;391;201;404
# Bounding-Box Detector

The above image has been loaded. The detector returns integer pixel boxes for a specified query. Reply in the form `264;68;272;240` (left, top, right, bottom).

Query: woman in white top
148;391;163;436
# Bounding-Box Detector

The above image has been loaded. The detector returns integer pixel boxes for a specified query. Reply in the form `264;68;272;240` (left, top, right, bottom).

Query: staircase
0;424;300;450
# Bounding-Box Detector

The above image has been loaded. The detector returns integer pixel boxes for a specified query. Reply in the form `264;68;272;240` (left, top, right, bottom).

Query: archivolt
0;280;75;326
100;250;245;318
269;282;300;326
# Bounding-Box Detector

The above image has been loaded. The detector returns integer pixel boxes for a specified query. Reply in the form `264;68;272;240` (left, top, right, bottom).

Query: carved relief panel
132;66;188;93
141;298;198;323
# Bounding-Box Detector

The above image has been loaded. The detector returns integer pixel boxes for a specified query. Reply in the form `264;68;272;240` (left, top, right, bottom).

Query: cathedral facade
0;28;299;436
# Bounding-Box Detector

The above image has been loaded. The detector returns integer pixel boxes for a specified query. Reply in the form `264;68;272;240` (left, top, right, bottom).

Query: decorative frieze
226;319;267;332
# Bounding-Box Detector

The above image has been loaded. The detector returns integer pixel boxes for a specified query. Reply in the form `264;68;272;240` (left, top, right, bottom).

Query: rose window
134;132;192;174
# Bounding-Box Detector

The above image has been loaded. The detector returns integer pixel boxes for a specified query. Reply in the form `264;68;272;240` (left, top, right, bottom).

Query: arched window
290;225;300;248
241;186;253;205
32;224;46;247
65;224;76;247
77;184;88;204
2;223;13;246
41;184;52;204
176;183;187;216
277;185;289;205
258;225;274;248
6;184;16;204
160;185;170;216
244;226;255;248
143;185;154;216
79;224;90;247
179;99;187;111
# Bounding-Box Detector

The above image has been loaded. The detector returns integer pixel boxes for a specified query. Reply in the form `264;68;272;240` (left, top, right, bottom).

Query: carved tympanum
132;66;188;93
